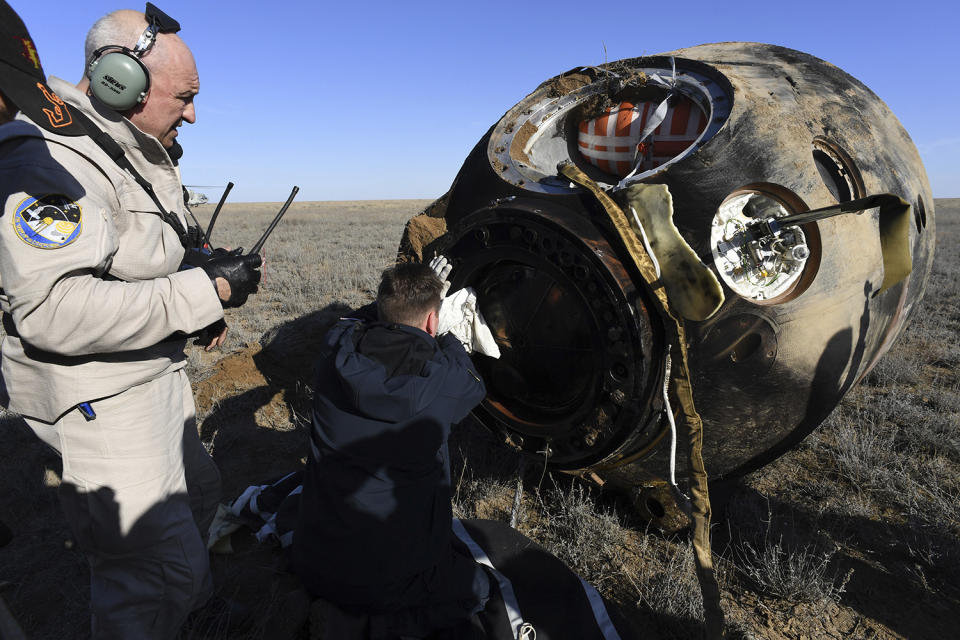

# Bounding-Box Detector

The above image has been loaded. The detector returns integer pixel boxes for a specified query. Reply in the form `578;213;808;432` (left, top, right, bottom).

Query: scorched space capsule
398;42;935;528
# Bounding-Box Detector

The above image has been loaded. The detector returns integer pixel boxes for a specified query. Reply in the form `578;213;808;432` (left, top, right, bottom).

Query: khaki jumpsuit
0;77;225;638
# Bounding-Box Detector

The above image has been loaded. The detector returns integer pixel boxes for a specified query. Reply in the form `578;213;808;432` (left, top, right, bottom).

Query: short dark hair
377;262;443;326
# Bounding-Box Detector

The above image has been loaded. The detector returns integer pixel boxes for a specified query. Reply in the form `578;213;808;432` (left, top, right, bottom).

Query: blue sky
11;0;959;201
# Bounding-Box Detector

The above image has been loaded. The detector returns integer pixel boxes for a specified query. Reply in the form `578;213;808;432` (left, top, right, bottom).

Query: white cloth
438;287;501;358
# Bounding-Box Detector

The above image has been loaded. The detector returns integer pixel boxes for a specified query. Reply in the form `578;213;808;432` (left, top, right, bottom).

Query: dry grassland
1;199;957;640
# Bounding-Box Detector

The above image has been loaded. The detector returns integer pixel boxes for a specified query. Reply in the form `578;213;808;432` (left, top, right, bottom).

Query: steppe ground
1;199;957;640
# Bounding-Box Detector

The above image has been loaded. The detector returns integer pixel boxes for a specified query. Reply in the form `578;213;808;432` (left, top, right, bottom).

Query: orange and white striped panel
577;97;708;177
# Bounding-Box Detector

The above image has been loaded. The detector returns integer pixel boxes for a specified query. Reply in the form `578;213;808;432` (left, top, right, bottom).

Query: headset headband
133;3;181;58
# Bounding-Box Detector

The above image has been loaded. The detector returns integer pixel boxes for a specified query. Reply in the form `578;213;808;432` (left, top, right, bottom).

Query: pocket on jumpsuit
60;454;180;556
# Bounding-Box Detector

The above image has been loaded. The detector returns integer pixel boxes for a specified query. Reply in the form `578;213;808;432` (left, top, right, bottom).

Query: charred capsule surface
400;42;935;492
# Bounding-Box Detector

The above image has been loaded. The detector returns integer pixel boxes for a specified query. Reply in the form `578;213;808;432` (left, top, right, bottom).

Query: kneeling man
293;262;489;637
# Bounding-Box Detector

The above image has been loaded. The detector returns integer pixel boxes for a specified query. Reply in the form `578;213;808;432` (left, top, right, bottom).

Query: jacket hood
327;320;448;423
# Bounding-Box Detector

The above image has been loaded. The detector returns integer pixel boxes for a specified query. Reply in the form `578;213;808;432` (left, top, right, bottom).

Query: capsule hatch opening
487;58;733;194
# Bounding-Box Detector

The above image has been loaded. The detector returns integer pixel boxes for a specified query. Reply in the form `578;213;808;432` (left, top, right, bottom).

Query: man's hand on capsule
429;254;453;298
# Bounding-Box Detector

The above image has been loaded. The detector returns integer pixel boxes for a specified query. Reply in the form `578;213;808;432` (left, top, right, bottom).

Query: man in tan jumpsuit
0;4;262;637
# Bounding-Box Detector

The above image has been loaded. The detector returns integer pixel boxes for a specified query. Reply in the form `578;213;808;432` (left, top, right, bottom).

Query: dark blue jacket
292;318;485;603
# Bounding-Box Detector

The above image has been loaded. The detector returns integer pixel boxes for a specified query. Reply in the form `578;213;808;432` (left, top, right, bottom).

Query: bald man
79;7;199;156
0;3;261;637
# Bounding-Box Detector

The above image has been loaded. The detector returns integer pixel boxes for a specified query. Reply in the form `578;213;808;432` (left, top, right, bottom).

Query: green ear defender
87;47;151;110
86;3;180;112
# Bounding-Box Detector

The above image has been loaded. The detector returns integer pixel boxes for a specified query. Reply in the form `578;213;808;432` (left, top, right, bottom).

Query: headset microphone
86;3;180;111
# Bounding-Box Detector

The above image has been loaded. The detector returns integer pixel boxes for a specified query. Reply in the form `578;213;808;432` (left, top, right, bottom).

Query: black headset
86;3;180;111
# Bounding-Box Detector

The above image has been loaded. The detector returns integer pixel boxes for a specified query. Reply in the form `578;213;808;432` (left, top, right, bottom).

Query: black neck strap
71;110;198;248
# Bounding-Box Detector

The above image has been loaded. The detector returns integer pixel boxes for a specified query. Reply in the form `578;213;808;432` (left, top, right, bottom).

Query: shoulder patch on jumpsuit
12;194;83;249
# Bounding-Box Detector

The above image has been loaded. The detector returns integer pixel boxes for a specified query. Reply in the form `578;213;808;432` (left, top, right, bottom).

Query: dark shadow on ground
191;304;359;638
447;417;710;638
199;303;351;498
713;482;960;640
0;415;88;640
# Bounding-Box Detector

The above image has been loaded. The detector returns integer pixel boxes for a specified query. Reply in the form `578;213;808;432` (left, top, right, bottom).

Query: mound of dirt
193;305;350;498
397;210;448;263
194;346;269;411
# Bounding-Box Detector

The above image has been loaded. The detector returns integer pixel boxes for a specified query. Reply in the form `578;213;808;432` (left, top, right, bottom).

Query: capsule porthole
711;190;816;303
812;138;864;203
